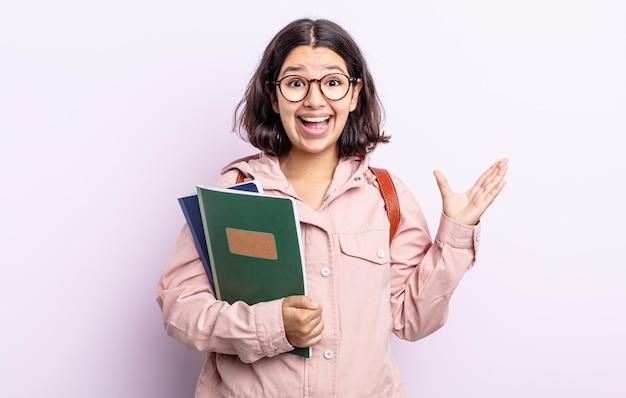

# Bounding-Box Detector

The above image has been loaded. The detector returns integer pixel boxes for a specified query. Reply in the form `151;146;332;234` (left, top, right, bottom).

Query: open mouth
300;116;330;129
301;116;330;123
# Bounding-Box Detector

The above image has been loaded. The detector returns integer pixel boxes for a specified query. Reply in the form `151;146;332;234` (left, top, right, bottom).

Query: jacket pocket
337;228;390;265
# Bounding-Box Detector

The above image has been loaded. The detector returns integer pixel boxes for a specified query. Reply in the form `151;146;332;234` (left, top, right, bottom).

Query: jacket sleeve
389;177;480;341
155;223;295;363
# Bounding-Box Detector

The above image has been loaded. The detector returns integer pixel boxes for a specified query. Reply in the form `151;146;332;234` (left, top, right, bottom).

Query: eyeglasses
271;73;358;103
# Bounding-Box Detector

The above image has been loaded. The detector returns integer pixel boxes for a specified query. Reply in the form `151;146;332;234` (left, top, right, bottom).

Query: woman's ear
349;78;363;112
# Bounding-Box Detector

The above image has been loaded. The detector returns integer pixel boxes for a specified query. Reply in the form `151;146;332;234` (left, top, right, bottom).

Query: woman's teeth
301;116;329;123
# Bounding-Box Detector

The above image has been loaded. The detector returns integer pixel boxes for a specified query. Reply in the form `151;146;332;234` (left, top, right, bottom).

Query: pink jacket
156;152;480;397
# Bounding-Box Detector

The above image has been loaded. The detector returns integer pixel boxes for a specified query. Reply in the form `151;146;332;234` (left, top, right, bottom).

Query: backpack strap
236;171;245;184
369;167;400;243
235;167;400;243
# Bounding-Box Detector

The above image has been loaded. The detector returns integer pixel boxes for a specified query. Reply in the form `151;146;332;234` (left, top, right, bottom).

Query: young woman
156;18;508;397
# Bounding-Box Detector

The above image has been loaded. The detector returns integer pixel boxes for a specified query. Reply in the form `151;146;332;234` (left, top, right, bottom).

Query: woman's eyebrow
280;64;347;76
281;66;305;75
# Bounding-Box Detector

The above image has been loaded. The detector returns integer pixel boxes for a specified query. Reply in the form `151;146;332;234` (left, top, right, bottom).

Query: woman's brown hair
233;18;389;157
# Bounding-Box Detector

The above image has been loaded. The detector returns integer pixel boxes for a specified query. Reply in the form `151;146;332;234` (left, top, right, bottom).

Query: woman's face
271;45;362;159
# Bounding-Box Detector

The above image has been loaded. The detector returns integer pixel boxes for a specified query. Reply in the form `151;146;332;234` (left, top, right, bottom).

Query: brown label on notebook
225;227;278;260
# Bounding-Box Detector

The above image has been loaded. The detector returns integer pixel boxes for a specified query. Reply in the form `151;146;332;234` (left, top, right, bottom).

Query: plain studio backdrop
1;1;624;397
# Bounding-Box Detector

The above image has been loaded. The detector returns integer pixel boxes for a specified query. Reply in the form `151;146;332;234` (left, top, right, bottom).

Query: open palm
433;158;509;226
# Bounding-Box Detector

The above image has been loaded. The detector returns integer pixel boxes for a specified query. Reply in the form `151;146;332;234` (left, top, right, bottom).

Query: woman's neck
279;148;339;180
278;148;340;210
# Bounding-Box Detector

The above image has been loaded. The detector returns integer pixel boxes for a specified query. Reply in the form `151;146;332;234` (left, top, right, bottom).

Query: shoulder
215;151;282;187
219;152;263;174
366;164;423;218
365;163;410;197
213;153;259;187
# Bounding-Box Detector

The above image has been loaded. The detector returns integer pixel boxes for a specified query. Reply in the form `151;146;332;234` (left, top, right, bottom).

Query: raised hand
433;158;509;226
282;296;324;348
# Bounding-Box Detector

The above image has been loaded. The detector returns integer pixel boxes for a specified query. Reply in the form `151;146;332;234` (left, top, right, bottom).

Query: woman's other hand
434;158;509;225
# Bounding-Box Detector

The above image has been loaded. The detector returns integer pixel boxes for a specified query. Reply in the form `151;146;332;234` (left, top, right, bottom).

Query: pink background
1;1;625;396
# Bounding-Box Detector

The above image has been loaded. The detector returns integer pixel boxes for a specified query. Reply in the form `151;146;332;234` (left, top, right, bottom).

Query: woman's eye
288;79;305;88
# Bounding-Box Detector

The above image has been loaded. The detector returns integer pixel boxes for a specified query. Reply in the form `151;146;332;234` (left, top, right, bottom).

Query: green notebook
196;184;310;358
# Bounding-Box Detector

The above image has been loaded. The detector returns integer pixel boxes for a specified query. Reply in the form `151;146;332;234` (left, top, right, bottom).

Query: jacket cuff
436;213;481;251
254;298;294;358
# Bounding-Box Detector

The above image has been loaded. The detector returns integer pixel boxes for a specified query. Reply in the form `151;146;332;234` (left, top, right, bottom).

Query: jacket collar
220;151;374;203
